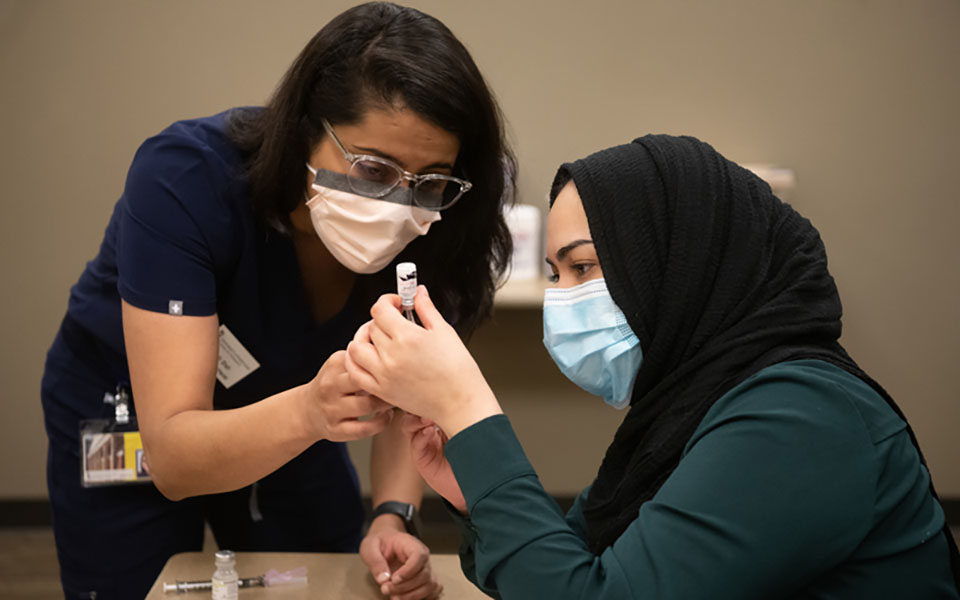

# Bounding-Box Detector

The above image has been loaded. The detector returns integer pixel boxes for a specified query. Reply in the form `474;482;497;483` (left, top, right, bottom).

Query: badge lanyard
79;384;153;487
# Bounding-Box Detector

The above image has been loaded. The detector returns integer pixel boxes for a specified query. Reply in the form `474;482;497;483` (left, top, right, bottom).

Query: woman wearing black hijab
347;135;960;598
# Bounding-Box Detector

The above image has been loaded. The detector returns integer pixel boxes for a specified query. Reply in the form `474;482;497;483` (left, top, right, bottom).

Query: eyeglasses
321;119;472;210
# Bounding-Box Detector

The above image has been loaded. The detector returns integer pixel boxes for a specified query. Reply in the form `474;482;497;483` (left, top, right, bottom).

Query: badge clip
79;384;152;487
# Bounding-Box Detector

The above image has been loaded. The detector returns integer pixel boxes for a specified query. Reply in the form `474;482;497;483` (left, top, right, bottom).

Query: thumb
362;540;392;585
413;285;445;330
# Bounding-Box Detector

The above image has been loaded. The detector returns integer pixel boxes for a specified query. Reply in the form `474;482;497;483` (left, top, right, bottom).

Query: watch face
373;502;419;537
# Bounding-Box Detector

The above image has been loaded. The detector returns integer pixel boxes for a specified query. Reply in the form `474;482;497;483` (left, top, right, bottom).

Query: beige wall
1;0;957;500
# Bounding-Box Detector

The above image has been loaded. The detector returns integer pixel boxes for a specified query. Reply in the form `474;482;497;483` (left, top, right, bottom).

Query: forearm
447;415;633;598
144;385;314;500
371;411;424;505
369;412;423;529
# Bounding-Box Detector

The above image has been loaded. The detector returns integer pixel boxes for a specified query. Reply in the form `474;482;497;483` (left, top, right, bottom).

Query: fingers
332;366;366;397
342;392;391;416
346;319;407;402
390;581;443;600
326;349;348;367
400;413;432;435
346;318;397;388
413;423;441;451
345;340;382;395
353;320;373;345
384;567;431;596
371;294;411;337
380;538;439;599
321;390;392;438
390;542;429;583
412;285;444;331
408;427;437;463
330;408;393;440
359;537;392;589
373;292;404;312
367;320;393;353
385;567;440;599
348;321;379;372
321;350;367;397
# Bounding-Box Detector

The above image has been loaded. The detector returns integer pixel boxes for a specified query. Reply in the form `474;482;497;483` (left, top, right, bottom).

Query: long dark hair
228;2;513;336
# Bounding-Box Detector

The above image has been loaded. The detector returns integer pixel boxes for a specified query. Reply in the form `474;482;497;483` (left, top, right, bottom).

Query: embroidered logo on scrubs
168;300;183;316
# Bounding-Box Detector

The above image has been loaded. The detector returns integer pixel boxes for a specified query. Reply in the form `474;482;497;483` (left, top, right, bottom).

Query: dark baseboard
0;500;52;527
943;498;960;527
0;496;577;528
4;496;958;528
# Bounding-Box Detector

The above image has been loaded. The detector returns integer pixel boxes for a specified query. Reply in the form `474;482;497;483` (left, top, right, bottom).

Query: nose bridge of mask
311;184;441;230
544;279;626;333
542;277;610;304
544;300;637;357
310;166;418;208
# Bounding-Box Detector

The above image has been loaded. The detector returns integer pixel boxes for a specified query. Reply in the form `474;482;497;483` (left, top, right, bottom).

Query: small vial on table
396;262;418;323
212;550;238;600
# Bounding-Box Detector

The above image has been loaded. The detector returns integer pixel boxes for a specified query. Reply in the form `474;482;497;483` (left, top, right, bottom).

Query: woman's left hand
345;285;501;437
360;520;442;599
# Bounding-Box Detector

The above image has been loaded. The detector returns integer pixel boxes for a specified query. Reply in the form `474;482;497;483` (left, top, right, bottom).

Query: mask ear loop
304;164;320;202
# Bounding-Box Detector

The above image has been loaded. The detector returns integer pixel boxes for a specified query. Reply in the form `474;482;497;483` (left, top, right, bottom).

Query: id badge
79;386;153;487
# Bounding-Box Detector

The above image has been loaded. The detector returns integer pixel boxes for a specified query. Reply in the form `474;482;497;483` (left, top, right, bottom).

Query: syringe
163;576;263;593
396;262;418;323
162;566;308;593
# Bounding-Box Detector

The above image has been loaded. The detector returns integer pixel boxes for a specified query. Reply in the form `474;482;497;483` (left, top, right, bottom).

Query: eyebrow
545;239;594;266
352;144;455;172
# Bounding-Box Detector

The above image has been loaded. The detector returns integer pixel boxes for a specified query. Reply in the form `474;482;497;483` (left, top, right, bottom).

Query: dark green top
445;360;957;599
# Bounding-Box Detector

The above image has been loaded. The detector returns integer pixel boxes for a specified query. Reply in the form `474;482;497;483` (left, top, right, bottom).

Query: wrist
370;501;421;537
438;385;502;438
291;383;321;444
369;512;406;534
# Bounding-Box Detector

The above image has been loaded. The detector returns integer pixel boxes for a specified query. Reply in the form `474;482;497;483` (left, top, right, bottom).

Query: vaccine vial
211;550;238;600
396;262;417;322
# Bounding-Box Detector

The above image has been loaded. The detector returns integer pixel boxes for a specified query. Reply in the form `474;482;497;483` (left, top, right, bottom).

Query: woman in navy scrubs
40;3;513;598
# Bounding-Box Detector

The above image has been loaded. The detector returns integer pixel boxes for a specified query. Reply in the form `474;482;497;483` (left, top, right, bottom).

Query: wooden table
146;551;490;599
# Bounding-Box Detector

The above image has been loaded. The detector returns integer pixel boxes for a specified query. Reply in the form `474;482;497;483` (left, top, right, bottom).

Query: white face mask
305;166;441;274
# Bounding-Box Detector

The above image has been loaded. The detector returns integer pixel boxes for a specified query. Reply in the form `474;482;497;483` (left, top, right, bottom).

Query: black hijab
552;135;958;586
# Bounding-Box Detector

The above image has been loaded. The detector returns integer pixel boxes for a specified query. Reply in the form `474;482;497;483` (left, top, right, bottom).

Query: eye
572;262;595;277
353;160;394;183
418;178;448;196
545;263;559;283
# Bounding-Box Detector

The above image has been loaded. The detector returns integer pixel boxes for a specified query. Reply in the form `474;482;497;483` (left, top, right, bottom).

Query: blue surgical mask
542;278;643;409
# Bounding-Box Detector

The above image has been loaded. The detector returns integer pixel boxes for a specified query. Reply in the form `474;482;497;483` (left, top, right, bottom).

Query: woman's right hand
400;413;467;514
302;349;395;442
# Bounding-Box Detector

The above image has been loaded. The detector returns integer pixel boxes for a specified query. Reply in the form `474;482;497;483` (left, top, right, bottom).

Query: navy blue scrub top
52;107;367;439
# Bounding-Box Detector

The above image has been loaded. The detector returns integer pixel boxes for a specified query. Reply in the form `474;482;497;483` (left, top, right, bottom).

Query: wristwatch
372;501;421;538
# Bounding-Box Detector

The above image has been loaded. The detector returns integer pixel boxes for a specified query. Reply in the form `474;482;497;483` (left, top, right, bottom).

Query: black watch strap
372;501;420;538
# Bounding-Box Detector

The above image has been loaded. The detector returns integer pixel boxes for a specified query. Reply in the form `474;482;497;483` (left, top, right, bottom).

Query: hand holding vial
346;279;503;439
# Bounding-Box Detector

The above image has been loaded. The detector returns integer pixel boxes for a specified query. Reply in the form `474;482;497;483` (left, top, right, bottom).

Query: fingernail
392;573;403;584
376;571;391;583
